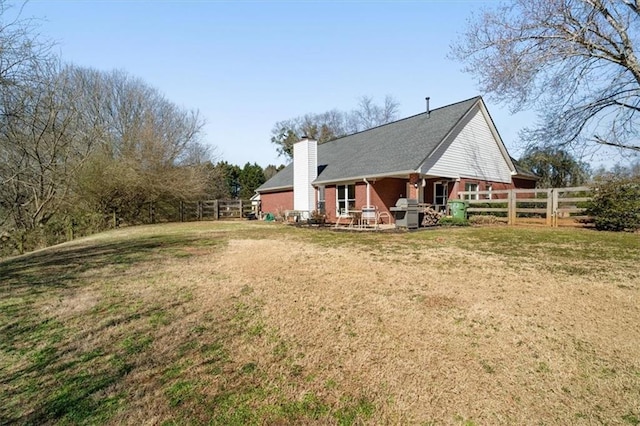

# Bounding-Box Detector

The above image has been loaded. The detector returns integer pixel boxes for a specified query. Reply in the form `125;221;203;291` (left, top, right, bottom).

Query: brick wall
261;175;536;222
260;190;293;215
325;186;337;222
370;178;406;222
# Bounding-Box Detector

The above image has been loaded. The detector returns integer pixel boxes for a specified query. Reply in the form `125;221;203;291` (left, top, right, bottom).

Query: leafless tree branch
452;0;640;157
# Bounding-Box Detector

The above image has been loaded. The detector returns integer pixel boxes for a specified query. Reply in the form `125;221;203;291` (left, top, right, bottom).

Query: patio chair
361;206;378;229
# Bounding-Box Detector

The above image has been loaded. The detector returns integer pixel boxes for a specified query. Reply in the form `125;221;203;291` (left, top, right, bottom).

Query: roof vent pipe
425;97;430;118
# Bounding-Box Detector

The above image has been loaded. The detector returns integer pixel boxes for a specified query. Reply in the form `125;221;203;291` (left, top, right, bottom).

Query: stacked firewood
421;207;444;227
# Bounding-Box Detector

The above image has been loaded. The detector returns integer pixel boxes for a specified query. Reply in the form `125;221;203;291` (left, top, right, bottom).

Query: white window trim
465;182;479;200
317;186;326;212
336;184;355;215
434;182;448;207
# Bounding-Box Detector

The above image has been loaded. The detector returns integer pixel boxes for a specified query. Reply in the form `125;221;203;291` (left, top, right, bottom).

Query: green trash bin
448;199;468;220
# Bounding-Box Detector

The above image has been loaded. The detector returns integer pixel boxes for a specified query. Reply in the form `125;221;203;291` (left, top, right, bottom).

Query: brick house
256;96;537;223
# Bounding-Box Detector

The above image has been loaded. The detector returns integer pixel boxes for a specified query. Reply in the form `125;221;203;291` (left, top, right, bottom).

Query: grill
390;198;419;229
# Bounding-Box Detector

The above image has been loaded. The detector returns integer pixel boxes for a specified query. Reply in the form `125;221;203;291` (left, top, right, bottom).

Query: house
256;96;537;224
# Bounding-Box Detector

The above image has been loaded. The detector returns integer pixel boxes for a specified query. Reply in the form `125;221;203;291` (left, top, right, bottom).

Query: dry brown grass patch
213;236;640;424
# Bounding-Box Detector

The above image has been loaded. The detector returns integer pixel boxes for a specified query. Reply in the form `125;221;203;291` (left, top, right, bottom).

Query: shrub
585;177;640;232
309;210;326;224
439;216;470;226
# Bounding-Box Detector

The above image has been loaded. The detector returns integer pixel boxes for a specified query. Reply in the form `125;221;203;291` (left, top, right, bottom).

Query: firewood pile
421;207;444;226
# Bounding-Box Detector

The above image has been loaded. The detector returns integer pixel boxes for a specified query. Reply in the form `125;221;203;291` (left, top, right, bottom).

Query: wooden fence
101;199;257;229
457;186;592;227
177;200;255;222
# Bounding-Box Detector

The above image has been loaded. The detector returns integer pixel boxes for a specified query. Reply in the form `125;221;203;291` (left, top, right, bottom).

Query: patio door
434;182;448;211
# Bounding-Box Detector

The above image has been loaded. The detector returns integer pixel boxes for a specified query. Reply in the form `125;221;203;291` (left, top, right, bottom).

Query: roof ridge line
319;95;483;147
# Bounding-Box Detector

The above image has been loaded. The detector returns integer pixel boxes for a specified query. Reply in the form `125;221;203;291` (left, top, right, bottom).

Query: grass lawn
1;222;639;425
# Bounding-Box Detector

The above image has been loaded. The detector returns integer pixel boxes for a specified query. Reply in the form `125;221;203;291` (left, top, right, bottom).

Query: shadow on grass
0;234;204;290
13;364;129;425
0;234;220;424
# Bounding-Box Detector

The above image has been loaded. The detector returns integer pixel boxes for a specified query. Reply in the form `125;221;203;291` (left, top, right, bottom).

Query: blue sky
24;0;545;167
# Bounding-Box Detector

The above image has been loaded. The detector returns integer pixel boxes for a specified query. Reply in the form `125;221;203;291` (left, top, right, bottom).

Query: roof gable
420;103;515;182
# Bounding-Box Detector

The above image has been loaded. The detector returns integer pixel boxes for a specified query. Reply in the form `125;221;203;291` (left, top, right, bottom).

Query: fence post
239;200;243;218
198;201;203;221
179;201;184;222
149;202;155;224
552;189;559;227
213;200;219;220
545;189;553;227
507;190;515;225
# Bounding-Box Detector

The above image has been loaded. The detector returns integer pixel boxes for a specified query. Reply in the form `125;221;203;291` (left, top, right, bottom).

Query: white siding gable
420;106;513;183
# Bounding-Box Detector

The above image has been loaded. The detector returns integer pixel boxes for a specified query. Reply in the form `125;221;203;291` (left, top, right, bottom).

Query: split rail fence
137;200;255;225
457;186;592;227
95;199;259;231
177;200;255;222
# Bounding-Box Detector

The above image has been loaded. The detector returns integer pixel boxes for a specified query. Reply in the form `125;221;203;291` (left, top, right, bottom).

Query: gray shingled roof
258;97;481;192
511;158;539;180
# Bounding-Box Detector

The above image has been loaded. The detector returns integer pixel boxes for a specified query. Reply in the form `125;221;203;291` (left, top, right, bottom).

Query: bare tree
270;95;399;159
0;62;98;240
0;2;70;239
348;95;400;133
0;0;216;254
0;59;214;252
73;67;212;223
270;111;347;159
451;0;640;155
0;1;51;87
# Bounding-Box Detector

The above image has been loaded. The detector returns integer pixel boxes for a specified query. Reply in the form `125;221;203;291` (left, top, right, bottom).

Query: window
317;186;326;213
464;182;479;200
486;184;493;200
337;184;355;215
434;182;448;207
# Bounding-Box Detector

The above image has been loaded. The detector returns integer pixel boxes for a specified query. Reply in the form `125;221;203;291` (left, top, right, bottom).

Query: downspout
363;178;371;207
